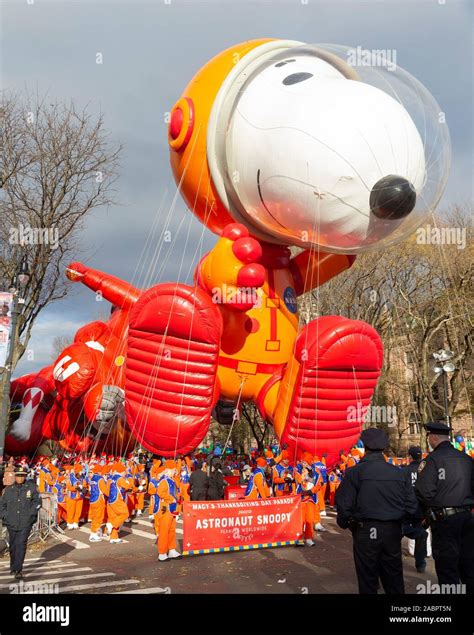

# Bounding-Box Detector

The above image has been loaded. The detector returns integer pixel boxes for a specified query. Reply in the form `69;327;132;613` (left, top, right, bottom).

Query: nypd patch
418;460;426;473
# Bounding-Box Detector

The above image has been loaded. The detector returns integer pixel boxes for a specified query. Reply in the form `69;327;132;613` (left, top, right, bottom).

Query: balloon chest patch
283;287;298;313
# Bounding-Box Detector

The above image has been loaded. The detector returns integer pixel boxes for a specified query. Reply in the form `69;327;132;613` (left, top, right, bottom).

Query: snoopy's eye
282;72;314;85
275;59;296;68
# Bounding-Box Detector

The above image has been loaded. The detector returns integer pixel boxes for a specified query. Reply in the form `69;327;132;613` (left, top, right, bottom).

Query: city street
0;508;437;595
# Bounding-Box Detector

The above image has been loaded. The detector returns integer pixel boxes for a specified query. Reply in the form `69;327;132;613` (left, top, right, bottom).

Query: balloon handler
105;463;133;544
7;39;450;465
296;460;323;547
155;460;182;562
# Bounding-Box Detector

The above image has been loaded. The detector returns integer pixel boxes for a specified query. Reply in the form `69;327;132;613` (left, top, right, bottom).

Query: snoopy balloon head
169;39;450;253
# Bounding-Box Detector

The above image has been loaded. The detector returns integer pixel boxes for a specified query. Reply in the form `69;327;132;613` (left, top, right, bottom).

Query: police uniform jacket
336;451;419;529
402;460;424;519
0;482;42;530
415;440;474;510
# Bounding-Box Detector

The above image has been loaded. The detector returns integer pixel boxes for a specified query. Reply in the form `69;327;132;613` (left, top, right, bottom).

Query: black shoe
15;571;23;580
416;564;426;573
10;570;16;575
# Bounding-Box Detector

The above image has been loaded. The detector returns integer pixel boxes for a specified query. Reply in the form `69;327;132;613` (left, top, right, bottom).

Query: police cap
14;466;28;476
360;427;389;451
408;446;422;460
424;422;451;435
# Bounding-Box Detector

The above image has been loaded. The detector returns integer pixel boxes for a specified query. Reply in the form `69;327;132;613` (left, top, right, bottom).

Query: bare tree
240;403;271;451
51;335;73;361
299;205;473;452
0;90;121;396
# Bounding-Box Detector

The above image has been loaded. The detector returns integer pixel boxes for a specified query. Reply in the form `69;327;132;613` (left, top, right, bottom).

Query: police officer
402;446;428;572
415;422;474;593
0;466;42;578
336;428;418;594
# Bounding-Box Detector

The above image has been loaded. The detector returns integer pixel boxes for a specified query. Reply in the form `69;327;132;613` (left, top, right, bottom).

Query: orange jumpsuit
148;476;162;537
178;458;191;504
155;476;179;555
65;471;83;525
148;461;162;516
272;463;294;496
126;467;137;518
297;473;322;539
135;469;147;513
328;472;341;507
51;476;67;524
38;463;54;494
244;467;270;499
106;472;132;540
88;470;109;533
312;459;328;513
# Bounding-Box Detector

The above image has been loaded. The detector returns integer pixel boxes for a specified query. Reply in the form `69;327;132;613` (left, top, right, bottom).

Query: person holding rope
88;464;109;542
155;460;182;562
148;460;165;536
65;464;84;529
296;459;322;547
134;461;148;516
245;458;270;499
106;462;133;544
272;450;295;496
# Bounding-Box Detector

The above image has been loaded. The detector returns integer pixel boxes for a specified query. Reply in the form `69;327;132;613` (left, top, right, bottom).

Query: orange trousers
127;493;136;517
136;492;145;511
180;484;190;502
329;483;338;507
107;501;129;540
66;497;81;524
155;511;177;555
153;512;160;536
89;501;106;533
57;502;67;524
302;502;316;539
317;484;327;512
74;498;83;524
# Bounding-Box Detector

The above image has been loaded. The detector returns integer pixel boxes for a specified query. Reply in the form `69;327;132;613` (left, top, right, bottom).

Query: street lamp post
432;348;456;442
0;257;30;465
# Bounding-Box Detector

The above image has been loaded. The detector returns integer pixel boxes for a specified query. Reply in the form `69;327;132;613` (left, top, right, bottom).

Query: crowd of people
0;444;353;561
1;424;473;593
0;441;432;556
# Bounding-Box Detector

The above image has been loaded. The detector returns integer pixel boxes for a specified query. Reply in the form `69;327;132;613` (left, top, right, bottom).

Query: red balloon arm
66;262;141;310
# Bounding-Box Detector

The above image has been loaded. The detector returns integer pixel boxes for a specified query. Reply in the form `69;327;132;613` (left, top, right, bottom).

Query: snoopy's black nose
370;175;416;220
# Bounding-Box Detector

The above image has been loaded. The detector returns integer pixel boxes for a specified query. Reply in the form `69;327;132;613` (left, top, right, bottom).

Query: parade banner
182;496;303;556
0;292;13;368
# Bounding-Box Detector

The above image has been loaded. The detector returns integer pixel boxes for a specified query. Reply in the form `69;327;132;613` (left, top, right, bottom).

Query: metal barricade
30;493;61;543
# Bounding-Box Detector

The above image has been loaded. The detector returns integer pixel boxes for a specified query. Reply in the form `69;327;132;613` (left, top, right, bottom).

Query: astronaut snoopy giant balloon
7;40;450;466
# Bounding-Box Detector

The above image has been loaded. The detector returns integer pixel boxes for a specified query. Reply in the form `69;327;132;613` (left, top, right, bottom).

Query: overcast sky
3;0;472;376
